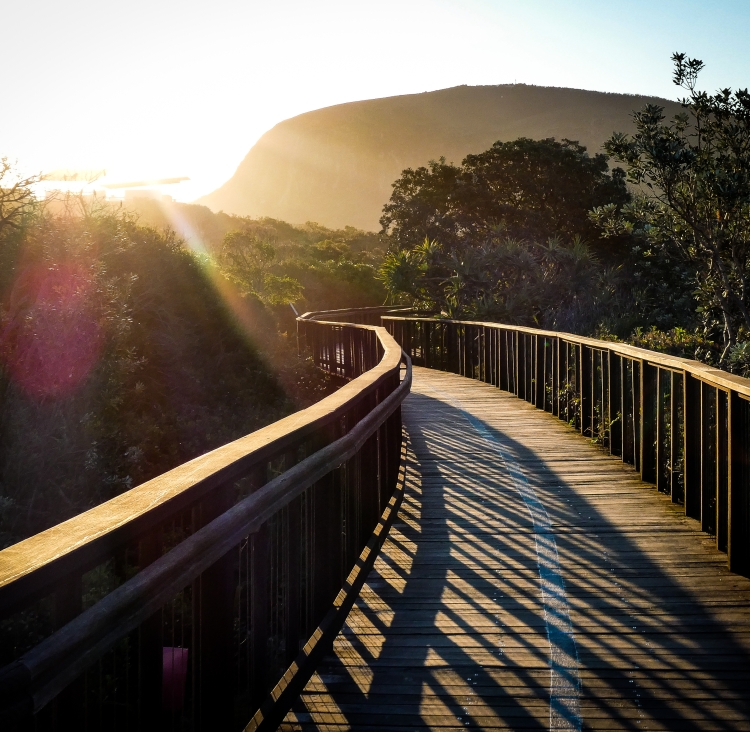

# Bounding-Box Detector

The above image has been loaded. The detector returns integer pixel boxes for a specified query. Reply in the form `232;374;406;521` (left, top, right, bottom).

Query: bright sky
3;0;749;202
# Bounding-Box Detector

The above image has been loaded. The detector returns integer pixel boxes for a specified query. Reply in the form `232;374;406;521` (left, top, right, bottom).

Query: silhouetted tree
594;53;750;359
380;138;630;256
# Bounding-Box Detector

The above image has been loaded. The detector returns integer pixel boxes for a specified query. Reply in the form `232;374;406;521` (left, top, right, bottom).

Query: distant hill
197;84;683;231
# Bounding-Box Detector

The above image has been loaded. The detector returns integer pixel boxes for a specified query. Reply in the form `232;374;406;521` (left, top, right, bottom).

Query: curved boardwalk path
282;367;750;731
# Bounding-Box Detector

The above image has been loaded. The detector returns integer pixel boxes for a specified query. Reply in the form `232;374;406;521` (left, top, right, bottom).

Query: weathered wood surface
0;325;402;612
281;367;750;731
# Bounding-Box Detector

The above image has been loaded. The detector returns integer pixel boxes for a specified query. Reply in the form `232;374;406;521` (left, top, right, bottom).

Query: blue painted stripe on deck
423;384;582;732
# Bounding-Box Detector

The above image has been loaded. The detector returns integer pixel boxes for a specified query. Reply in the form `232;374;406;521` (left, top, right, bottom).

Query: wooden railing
384;316;750;576
0;314;410;731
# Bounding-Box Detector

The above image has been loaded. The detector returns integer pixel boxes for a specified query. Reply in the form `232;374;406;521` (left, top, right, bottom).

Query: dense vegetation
380;54;750;372
0;182;385;548
3;52;747;547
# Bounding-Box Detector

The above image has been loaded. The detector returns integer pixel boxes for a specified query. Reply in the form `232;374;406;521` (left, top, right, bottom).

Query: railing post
718;391;729;552
671;373;683;502
609;352;622;457
580;345;592;437
701;384;717;535
552;337;560;417
641;361;658;483
52;573;84;728
729;392;750;574
534;335;544;408
251;519;271;707
424;322;431;369
138;531;164;729
501;330;508;390
482;327;489;383
285;495;302;667
656;368;668;494
198;483;235;731
622;359;634;465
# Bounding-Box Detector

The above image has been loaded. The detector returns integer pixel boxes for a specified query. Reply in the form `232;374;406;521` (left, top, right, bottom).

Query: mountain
197;84;683;231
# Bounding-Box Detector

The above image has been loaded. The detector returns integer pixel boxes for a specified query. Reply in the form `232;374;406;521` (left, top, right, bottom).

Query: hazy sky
3;0;749;201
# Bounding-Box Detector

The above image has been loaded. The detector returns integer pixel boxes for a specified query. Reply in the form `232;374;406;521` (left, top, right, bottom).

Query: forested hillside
0;179;383;547
198;84;683;229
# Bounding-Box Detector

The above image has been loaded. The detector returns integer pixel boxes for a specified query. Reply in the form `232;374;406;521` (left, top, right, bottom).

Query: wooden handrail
383;315;750;577
384;315;750;398
0;314;410;730
1;357;411;713
0;325;401;613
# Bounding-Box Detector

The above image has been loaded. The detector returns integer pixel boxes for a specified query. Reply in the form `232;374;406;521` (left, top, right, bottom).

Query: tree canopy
593;53;750;359
380;137;630;255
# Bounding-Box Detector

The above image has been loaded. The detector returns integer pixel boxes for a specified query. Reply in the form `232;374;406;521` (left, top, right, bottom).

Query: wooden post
656;368;668;494
198;485;235;731
684;372;702;519
640;362;657;484
701;384;717;535
285;495;302;666
609;352;622;457
580;345;592;437
671;372;682;502
729;392;750;574
718;391;729;553
535;335;545;409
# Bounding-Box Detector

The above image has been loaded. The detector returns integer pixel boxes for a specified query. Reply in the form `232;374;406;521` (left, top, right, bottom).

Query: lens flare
1;260;103;399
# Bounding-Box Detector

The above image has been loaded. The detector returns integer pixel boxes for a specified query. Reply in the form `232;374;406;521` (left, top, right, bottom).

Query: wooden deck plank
281;367;750;731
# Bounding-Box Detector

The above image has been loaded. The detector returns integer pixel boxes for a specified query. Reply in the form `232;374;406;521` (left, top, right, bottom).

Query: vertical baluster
633;360;642;473
640;362;657;484
718;390;729;553
701;384;717;535
563;342;570;423
499;329;507;390
580;345;592;437
534;335;544;408
729;392;750;573
138;530;163;730
285;494;302;669
622;359;634;465
52;573;84;729
656;369;668;494
591;350;600;441
671;373;684;503
609;352;622;457
196;483;236;731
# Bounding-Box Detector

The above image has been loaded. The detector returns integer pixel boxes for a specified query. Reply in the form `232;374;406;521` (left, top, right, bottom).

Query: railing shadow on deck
285;387;750;731
384;316;750;577
0;309;412;731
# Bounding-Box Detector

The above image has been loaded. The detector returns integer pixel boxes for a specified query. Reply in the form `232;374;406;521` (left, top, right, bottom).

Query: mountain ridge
197;84;684;231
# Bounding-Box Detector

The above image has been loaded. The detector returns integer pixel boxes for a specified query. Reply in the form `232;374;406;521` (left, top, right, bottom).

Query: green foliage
219;231;304;305
627;326;717;362
0;196;336;548
380;138;630;258
218;223;385;324
380;234;628;332
594;52;750;360
728;341;750;377
379;137;633;332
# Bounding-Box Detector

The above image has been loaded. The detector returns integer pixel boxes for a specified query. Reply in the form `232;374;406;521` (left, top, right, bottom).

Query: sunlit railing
0;310;411;731
385;316;750;576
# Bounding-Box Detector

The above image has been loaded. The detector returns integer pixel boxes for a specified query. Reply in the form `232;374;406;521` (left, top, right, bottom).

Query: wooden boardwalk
281;367;750;731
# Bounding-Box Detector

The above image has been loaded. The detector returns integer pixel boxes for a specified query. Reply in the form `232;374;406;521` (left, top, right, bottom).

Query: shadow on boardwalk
282;373;750;731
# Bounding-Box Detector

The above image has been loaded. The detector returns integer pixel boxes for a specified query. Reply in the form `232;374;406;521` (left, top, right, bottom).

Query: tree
219;230;303;305
593;53;750;359
379;234;626;332
0;158;38;237
380;138;630;256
